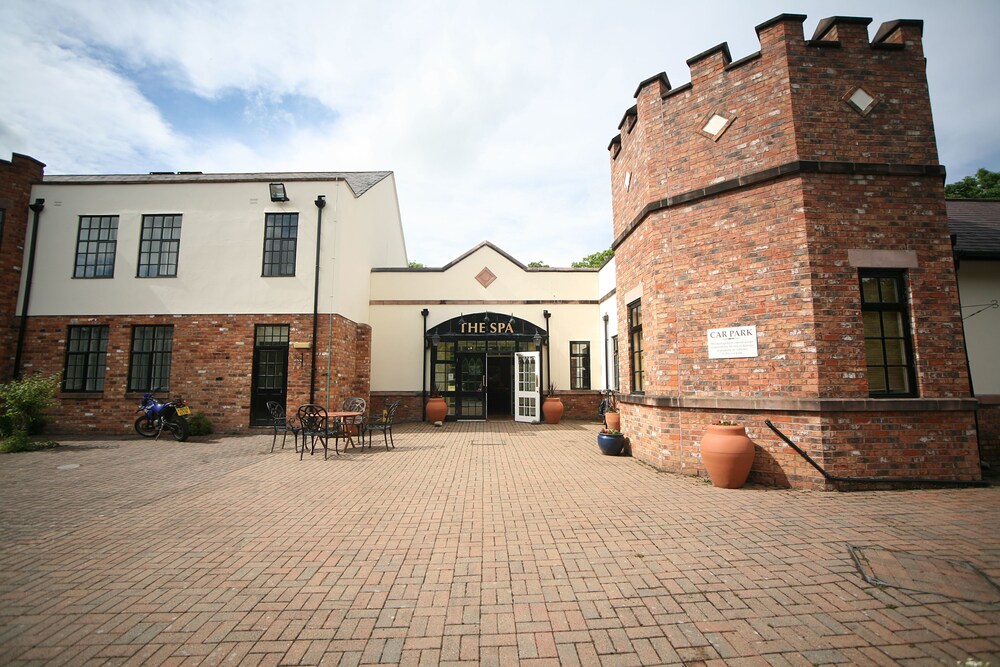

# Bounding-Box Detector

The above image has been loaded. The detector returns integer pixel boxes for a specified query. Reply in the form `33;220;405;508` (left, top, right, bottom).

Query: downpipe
764;420;987;488
13;199;44;379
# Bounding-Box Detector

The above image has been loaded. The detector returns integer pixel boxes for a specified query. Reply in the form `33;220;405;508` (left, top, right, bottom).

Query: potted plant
542;383;564;424
597;428;625;456
426;386;447;424
699;421;756;488
599;391;620;432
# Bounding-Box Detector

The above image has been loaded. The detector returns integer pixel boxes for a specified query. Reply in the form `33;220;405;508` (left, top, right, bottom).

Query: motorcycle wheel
166;415;189;442
135;416;159;438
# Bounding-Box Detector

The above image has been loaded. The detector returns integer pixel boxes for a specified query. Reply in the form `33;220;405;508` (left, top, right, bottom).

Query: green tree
571;248;614;268
408;261;425;268
944;168;1000;199
528;261;549;268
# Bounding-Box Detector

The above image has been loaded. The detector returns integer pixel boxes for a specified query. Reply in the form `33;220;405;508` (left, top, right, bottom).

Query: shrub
187;412;214;436
0;433;59;454
0;373;61;438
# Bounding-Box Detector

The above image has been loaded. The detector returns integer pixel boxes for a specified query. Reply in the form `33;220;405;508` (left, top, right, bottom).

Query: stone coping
619;393;978;412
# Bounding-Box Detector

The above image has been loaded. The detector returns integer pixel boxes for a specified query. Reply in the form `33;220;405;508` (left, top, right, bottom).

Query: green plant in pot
599;390;620;431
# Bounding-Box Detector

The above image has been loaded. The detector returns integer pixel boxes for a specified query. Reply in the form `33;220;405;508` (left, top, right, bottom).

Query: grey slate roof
947;199;1000;260
42;171;393;198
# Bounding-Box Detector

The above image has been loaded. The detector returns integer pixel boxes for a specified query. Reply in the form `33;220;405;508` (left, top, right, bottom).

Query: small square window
846;87;878;116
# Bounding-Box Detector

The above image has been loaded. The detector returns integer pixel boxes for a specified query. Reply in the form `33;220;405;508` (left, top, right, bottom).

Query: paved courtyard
1;420;998;666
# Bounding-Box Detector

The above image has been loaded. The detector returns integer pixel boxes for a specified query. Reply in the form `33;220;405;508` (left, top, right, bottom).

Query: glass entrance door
456;352;487;420
514;352;540;423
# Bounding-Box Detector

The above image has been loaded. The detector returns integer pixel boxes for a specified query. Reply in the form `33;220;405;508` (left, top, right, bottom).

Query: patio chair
267;401;301;453
296;404;344;460
341;397;368;445
364;400;399;449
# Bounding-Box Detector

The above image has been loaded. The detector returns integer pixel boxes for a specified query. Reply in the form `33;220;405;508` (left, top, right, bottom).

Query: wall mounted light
269;183;289;202
431;333;441;346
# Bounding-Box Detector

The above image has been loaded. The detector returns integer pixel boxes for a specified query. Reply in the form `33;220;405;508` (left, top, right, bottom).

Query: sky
2;1;998;268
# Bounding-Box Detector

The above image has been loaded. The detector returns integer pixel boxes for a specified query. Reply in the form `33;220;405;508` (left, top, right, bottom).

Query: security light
269;183;289;202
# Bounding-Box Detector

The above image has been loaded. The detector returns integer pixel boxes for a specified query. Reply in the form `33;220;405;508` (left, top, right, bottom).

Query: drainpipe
13;199;44;379
421;308;429;420
310;195;326;404
602;313;610;390
543;309;551;398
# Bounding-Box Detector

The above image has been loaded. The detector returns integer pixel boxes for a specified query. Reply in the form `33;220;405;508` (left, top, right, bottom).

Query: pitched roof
41;171;393;197
947;199;1000;259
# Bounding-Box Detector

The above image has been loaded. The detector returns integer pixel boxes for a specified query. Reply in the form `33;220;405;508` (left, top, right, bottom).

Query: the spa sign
707;325;758;359
460;321;515;335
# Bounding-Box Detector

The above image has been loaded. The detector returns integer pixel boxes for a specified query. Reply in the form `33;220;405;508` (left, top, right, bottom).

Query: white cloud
2;0;999;266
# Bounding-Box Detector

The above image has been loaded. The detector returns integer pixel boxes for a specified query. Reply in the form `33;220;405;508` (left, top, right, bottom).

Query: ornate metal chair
296;404;343;460
267;401;300;453
341;397;368;446
363;400;399;449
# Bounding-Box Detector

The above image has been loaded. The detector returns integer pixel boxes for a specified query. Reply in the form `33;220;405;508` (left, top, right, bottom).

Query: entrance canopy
426;311;547;344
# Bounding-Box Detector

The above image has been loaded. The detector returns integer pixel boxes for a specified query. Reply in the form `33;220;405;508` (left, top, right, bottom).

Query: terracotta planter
426;397;447;423
700;424;756;488
604;412;621;432
542;397;564;424
597;432;625;456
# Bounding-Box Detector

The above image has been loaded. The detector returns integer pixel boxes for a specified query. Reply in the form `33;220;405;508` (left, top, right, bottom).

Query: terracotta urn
542;397;564;424
604;411;621;432
700;424;756;488
426;396;447;423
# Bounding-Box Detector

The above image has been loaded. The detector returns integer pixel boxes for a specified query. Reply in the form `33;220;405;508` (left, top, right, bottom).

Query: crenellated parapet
609;13;934;240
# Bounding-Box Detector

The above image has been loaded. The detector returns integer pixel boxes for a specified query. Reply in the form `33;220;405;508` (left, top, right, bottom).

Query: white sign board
707;325;758;359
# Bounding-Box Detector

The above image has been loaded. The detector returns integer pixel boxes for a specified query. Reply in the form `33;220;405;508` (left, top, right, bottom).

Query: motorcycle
134;393;191;441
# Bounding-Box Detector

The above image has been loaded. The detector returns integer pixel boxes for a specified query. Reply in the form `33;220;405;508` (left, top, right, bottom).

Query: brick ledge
619;394;978;412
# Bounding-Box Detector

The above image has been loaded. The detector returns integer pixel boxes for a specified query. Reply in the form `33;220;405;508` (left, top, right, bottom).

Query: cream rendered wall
25;178;405;320
369;244;601;393
322;175;407;324
598;257;618;391
959;261;1000;395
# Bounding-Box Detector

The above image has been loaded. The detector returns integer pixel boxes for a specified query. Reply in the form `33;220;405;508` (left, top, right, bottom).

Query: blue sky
2;0;998;267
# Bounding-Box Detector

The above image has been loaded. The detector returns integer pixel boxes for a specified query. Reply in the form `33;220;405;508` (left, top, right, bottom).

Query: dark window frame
859;269;918;398
128;325;174;393
570;341;591;390
137;214;182;278
73;215;119;278
63;325;109;392
628;300;644;393
262;212;299;277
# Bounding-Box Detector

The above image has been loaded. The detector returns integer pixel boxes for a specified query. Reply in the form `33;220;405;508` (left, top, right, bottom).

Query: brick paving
1;420;998;666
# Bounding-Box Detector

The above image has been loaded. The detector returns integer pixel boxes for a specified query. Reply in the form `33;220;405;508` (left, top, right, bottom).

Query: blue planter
597;432;625;456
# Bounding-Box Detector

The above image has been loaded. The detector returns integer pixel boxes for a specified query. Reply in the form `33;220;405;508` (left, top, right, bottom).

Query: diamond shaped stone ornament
476;267;497;288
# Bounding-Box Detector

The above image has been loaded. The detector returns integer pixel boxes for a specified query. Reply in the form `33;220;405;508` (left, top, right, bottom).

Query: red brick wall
0;154;45;382
17;313;370;435
607;16;980;487
978;398;1000;469
372;390;603;424
620;404;980;489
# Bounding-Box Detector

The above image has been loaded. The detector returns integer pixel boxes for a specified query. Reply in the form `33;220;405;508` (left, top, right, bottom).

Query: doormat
849;545;1000;603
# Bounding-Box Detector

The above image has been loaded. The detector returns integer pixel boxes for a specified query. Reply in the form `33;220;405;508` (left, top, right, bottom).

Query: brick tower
0;154;45;382
608;15;980;488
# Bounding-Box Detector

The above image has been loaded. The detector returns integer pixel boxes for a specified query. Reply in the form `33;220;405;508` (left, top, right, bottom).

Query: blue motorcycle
134;393;191;441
